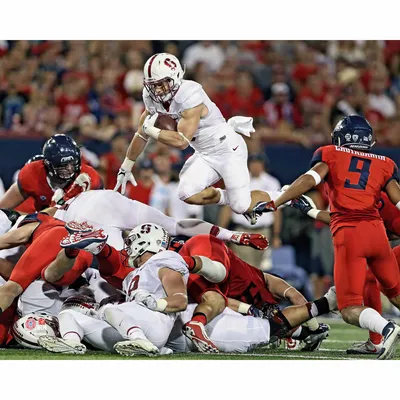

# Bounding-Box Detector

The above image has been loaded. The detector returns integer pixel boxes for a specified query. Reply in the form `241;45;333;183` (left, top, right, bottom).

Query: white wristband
238;302;251;314
121;157;135;171
283;286;295;299
145;126;161;140
307;209;321;220
396;201;400;210
155;298;168;312
305;170;322;186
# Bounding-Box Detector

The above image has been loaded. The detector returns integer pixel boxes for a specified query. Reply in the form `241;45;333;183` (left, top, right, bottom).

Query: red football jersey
379;192;400;237
311;145;399;234
180;235;277;307
17;160;103;211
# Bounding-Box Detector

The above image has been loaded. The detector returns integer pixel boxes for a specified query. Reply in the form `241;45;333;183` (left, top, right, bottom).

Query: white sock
216;189;229;205
59;311;83;343
103;307;147;340
359;308;389;334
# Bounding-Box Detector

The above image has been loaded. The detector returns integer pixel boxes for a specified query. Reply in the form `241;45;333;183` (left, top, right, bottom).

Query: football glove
142;113;161;139
114;158;137;195
247;305;264;318
291;195;313;215
56;173;91;206
230;232;269;250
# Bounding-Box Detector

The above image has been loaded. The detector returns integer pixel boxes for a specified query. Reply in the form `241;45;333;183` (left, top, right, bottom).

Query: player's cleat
114;338;159;357
377;322;400;360
38;336;87;355
230;232;269;250
65;221;94;234
60;227;108;255
346;339;383;355
182;321;219;353
243;201;277;225
302;323;330;352
324;286;338;312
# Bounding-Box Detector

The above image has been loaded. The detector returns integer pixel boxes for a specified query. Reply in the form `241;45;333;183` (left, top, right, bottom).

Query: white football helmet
123;223;171;267
11;313;60;350
143;53;185;103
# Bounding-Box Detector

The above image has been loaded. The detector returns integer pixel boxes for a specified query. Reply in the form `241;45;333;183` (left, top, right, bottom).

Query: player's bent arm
0;183;27;209
158;268;188;312
125;110;149;163
265;273;306;305
385;179;400;209
0;223;38;249
157;105;203;150
274;162;329;208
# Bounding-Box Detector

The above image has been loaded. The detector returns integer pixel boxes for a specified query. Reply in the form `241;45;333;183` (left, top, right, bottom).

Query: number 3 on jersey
344;156;371;190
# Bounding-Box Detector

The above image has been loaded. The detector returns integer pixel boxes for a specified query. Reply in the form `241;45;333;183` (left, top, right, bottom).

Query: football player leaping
114;53;274;225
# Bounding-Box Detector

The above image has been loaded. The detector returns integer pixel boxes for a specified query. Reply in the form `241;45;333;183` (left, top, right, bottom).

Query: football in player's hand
155;114;178;131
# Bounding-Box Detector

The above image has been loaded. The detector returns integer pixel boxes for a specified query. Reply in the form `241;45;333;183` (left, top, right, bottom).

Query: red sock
364;270;383;345
191;313;207;326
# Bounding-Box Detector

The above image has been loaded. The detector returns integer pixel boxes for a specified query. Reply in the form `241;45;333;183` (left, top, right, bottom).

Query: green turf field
1;318;399;360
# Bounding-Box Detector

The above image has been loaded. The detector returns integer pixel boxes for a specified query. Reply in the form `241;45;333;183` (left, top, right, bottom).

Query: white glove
142;113;161;140
73;172;91;191
227;116;255;137
134;289;167;312
51;188;65;205
114;157;137;195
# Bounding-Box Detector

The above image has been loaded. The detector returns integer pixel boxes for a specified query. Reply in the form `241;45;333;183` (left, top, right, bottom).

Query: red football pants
333;220;400;310
9;226;68;290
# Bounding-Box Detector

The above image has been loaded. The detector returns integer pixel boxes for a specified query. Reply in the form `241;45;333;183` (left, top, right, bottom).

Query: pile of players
0;52;400;359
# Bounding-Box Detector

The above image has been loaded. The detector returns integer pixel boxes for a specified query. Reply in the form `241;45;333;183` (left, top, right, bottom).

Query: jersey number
242;282;262;305
127;276;140;297
344;156;371;190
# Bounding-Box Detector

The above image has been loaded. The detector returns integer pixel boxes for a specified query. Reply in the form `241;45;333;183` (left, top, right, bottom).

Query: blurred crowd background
1;40;400;310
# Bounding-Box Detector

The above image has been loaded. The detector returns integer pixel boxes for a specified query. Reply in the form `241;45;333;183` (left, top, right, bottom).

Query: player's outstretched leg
38;310;87;355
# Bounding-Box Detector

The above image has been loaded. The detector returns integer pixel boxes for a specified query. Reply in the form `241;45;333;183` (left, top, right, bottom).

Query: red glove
230;233;269;250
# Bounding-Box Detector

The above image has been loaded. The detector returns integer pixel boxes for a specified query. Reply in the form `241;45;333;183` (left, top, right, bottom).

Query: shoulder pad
174;80;203;106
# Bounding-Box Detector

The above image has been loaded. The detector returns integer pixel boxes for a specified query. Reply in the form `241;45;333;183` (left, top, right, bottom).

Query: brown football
155;114;178;131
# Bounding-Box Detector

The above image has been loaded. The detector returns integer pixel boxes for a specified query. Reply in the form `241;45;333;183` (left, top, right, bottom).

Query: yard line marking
211;352;364;360
324;340;355;343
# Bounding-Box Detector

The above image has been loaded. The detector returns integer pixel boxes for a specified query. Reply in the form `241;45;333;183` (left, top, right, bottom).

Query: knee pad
227;188;251;214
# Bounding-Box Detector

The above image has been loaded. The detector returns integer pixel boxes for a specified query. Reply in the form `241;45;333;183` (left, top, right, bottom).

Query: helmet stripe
147;54;158;78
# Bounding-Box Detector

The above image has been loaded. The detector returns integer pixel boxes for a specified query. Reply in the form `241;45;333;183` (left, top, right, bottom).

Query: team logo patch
25;318;36;330
352;134;359;142
363;136;369;142
40;196;47;201
345;134;352;142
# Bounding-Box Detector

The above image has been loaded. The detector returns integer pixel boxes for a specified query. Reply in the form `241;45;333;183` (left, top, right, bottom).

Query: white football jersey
143;80;235;153
122;250;189;303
